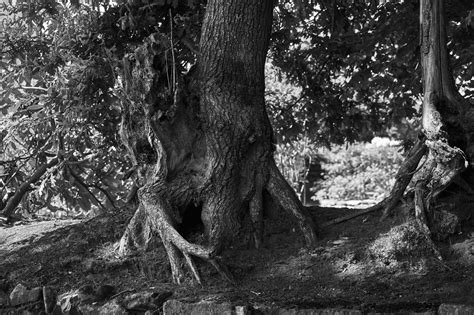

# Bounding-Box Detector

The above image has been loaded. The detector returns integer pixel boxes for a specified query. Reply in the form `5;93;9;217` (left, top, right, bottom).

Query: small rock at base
78;299;128;315
439;304;474;315
124;290;172;311
163;299;233;315
9;284;42;306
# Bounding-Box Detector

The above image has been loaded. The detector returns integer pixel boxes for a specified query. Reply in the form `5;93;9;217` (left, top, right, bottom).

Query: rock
78;299;128;315
57;290;82;314
235;305;250;315
0;289;10;306
43;286;57;313
124;290;172;311
57;286;96;314
163;299;233;315
269;308;361;315
9;284;42;306
438;304;474;315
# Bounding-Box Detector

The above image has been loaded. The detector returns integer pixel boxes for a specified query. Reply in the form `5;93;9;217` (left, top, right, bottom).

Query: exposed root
414;181;432;236
266;160;318;246
380;137;427;220
117;186;237;284
117;204;152;255
314;137;427;228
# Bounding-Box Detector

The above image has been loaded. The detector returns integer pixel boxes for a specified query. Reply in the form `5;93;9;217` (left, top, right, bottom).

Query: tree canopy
0;0;473;219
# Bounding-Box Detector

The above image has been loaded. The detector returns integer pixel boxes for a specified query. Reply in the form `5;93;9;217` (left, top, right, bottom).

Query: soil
1;199;473;313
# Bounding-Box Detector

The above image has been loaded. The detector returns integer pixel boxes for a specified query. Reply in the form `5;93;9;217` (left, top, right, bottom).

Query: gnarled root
118;188;234;285
380;137;428;220
266;160;318;247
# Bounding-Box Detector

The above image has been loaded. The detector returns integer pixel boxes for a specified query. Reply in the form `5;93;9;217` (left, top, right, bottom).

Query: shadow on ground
1;202;473;313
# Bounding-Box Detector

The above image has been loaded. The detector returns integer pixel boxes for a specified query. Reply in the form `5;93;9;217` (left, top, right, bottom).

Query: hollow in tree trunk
117;0;318;284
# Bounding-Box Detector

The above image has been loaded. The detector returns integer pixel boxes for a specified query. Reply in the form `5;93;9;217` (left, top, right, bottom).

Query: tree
410;0;474;236
116;0;317;284
269;0;473;145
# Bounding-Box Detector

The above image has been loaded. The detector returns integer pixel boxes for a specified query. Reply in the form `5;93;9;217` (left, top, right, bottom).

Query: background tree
269;0;473;145
410;0;474;238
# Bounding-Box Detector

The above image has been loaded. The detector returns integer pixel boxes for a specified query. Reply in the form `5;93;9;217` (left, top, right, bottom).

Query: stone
439;304;474;315
235;305;250;315
275;309;362;315
9;284;42;306
78;299;128;315
57;289;87;314
124;290;172;311
0;289;10;306
163;299;233;315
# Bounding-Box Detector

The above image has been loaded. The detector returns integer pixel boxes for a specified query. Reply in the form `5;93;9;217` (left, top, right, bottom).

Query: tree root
117;187;235;285
316;137;427;228
266;160;318;246
380;138;427;219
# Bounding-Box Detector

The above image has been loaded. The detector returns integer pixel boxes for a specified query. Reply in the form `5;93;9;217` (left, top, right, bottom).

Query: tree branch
1;157;59;217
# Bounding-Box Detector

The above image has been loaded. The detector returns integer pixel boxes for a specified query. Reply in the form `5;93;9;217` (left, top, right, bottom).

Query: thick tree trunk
118;0;318;284
411;0;473;235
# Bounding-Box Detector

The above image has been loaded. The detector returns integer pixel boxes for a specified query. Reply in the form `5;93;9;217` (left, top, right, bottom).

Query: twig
109;289;135;300
319;202;384;228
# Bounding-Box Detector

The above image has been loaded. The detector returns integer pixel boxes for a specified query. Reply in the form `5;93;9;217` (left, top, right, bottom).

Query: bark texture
412;0;473;235
118;0;318;284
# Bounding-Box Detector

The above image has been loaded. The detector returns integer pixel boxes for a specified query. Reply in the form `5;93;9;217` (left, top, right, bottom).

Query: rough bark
413;0;472;234
118;0;318;284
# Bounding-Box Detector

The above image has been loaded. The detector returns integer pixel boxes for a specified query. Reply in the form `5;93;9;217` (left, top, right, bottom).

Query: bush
313;141;404;201
275;138;404;201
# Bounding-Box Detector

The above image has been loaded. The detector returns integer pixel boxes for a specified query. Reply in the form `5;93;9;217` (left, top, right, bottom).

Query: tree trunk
118;0;318;284
412;0;473;234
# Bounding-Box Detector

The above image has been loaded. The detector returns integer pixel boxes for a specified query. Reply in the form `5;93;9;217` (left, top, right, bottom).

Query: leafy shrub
274;137;320;193
313;141;404;201
275;138;404;201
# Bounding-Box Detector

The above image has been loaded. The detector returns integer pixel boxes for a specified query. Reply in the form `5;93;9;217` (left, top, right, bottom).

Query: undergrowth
275;138;404;201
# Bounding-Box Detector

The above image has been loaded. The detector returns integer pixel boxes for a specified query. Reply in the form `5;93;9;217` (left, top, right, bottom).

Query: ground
1;199;473;313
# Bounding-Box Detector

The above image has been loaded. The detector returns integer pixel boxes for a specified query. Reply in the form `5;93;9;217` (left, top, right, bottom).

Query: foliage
1;0;472;216
0;0;204;216
0;1;128;215
274;137;320;192
275;138;404;201
270;0;474;144
313;141;404;200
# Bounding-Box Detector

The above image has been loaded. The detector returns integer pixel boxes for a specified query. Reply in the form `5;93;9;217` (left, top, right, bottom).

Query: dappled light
1;0;473;313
